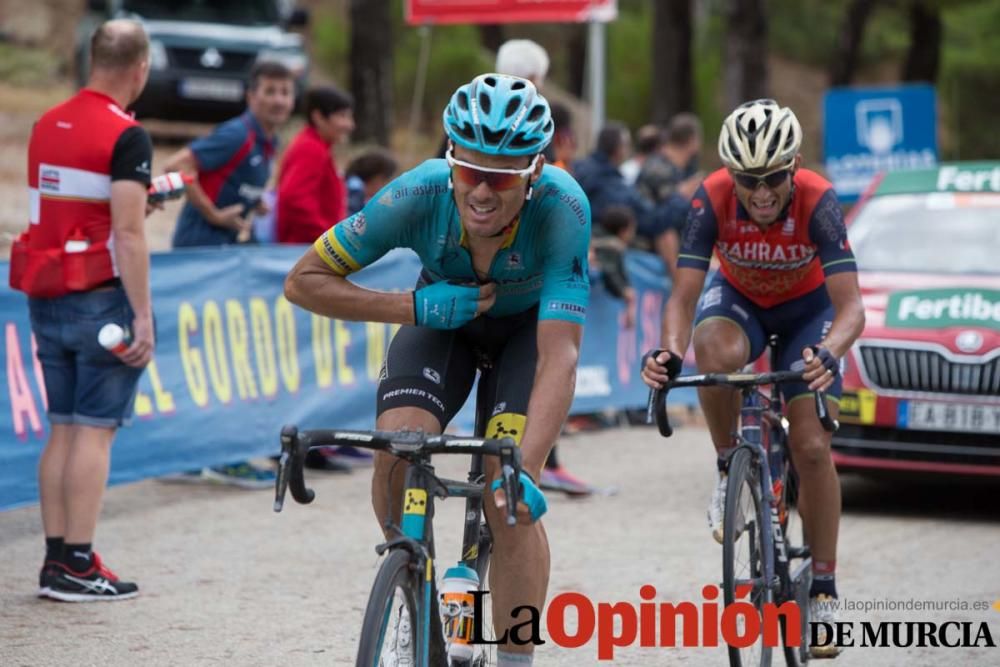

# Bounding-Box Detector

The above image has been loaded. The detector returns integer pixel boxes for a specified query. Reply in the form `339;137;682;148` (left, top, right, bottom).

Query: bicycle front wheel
356;549;435;667
722;447;774;667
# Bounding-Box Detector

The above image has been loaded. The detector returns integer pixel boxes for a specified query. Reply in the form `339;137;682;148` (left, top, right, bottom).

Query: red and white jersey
20;88;151;294
678;168;857;308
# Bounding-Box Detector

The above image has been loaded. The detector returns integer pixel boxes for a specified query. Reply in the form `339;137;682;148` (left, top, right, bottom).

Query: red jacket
276;125;346;243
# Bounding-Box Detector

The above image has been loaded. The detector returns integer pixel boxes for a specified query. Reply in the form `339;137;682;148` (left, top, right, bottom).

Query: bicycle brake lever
274;425;296;512
814;391;839;433
499;449;519;527
647;387;674;438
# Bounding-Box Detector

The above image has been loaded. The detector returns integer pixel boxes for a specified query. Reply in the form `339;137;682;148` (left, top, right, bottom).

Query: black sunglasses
732;167;792;190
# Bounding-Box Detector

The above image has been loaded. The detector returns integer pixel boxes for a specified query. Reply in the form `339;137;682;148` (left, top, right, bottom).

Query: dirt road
2;423;998;666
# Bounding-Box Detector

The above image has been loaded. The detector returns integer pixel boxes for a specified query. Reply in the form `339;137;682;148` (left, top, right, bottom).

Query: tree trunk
349;0;393;146
478;24;506;54
723;0;768;112
901;0;941;83
829;0;879;86
651;0;694;124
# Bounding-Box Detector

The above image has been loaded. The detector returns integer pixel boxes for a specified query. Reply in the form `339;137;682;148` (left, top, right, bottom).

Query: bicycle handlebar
646;371;839;438
273;426;523;526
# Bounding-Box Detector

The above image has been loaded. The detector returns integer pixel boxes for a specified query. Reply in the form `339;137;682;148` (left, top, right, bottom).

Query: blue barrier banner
0;246;673;510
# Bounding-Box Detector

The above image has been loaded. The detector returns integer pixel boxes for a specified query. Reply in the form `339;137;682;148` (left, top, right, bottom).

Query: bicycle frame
734;385;781;599
274;357;522;667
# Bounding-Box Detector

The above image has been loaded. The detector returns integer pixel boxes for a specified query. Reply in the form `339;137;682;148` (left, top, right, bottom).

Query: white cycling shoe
809;594;841;659
708;470;727;544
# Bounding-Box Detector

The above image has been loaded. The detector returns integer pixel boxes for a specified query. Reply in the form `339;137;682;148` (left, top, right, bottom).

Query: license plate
179;78;244;102
899;401;1000;434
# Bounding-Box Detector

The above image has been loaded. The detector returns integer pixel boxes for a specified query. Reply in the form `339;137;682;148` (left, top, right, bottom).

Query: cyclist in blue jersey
285;73;590;666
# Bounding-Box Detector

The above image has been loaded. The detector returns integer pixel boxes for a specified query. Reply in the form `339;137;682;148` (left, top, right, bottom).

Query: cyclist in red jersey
642;99;865;658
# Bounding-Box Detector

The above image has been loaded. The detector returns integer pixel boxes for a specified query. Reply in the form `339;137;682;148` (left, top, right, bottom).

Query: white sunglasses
446;146;540;190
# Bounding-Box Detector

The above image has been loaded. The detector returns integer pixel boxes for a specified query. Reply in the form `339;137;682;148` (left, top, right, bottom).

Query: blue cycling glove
413;281;482;330
491;472;548;522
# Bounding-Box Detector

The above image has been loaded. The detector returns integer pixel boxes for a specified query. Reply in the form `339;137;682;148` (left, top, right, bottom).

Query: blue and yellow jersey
314;159;592;324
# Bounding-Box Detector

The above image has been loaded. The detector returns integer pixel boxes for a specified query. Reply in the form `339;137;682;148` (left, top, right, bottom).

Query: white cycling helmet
718;99;802;171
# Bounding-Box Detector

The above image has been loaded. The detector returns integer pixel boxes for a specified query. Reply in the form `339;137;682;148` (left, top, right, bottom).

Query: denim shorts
29;286;146;428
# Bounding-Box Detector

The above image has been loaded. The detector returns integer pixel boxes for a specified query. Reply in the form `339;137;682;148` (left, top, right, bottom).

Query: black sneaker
38;560;60;598
46;553;139;602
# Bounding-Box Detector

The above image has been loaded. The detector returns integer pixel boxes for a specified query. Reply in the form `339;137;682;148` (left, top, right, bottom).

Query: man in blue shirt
574;122;680;276
165;61;294;247
162;61;294;487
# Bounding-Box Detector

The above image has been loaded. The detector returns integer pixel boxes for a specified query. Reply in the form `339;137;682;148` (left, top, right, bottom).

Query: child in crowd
591;205;638;329
345;148;399;215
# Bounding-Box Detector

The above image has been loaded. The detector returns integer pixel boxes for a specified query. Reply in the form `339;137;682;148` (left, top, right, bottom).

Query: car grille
169;47;257;74
857;344;1000;395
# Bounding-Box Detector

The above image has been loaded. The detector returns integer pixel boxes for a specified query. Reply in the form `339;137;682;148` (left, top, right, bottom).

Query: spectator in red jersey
276;85;355;244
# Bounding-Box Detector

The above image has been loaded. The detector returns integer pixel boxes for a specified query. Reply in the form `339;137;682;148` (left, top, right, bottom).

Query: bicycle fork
740;390;783;594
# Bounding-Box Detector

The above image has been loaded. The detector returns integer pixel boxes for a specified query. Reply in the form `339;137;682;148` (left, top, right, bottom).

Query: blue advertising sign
823;84;938;201
0;246;681;510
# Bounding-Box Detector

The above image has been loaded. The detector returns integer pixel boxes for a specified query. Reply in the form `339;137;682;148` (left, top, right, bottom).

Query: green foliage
308;0;1000;161
940;0;1000;159
767;0;910;70
0;43;61;86
311;9;349;85
394;24;493;130
605;1;651;129
941;61;1000;159
692;10;725;158
312;0;490;133
941;0;1000;68
767;0;841;67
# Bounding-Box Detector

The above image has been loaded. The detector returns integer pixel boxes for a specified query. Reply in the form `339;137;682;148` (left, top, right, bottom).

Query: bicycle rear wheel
357;549;441;667
722;447;773;667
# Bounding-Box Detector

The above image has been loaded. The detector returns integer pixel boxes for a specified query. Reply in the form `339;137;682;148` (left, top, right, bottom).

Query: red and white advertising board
405;0;617;26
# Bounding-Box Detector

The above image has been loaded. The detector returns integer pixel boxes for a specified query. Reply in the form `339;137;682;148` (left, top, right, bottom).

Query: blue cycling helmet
443;73;554;156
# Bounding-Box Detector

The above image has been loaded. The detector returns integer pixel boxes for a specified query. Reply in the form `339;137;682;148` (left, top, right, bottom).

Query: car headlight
256;50;308;78
149;40;168;71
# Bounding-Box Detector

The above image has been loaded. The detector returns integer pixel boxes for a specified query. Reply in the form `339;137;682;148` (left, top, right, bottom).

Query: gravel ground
2;423;998;666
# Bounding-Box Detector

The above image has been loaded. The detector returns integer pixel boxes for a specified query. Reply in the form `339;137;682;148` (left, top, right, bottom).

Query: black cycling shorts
376;307;538;444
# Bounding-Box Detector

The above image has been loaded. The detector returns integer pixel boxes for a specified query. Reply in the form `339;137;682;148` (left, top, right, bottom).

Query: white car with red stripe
833;162;1000;476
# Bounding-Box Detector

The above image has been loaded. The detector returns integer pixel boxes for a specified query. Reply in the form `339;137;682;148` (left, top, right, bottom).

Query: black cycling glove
642;348;683;379
809;345;840;376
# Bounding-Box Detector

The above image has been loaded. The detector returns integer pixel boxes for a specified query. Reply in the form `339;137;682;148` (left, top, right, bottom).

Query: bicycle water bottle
768;431;788;524
98;323;132;357
439;564;479;663
147;171;192;204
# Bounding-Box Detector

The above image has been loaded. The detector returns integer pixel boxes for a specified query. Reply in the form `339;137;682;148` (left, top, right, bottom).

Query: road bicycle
648;338;838;666
274;370;521;666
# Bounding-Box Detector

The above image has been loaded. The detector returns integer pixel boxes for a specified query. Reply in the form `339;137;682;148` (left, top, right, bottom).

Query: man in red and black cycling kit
642;99;865;658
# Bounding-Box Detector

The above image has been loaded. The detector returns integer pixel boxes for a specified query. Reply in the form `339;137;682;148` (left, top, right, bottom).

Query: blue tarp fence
0;246;684;510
